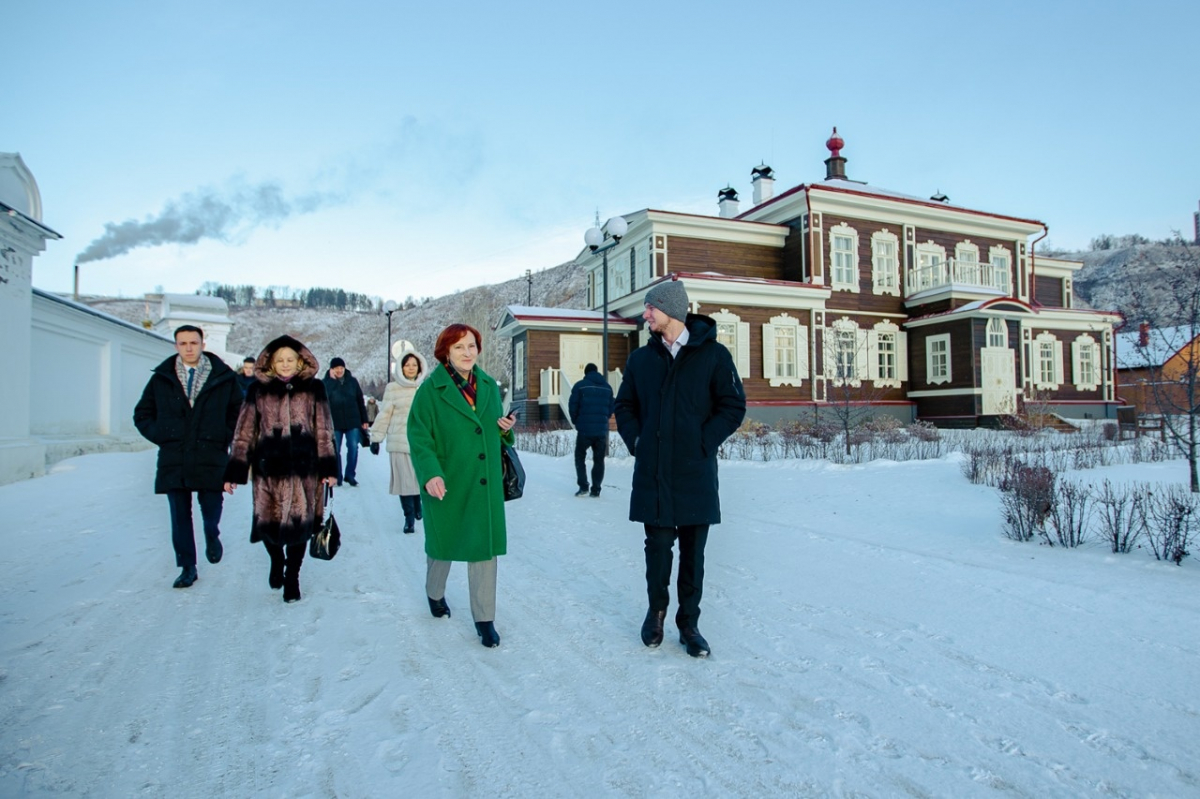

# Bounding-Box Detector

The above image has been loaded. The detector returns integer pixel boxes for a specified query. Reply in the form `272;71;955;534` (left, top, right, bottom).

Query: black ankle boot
475;621;500;648
428;596;450;618
173;566;198;588
679;626;710;658
641;609;666;647
283;573;301;603
268;559;285;590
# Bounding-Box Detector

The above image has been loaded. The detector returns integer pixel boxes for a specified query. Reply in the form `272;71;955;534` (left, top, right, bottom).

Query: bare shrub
1144;485;1197;565
1101;422;1118;442
1049;481;1093;548
1095;480;1148;554
998;463;1056;543
907;420;941;442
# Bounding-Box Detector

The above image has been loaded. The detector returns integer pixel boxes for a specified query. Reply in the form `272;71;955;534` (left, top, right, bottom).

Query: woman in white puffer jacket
369;341;429;533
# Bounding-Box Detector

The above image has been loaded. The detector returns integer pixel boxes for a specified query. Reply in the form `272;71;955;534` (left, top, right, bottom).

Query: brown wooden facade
498;141;1121;428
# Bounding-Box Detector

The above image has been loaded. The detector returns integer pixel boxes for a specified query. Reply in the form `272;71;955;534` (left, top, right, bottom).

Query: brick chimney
824;127;848;181
1138;321;1150;347
751;164;775;205
718;186;740;218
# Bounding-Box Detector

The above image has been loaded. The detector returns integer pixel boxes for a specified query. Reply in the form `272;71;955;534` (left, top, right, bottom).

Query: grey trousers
426;556;497;622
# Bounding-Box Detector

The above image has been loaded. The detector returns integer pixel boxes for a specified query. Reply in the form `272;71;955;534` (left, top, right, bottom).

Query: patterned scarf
445;362;477;410
175;355;211;407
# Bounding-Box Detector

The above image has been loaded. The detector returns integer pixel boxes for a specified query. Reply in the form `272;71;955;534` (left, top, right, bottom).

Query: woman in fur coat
408;324;516;648
223;335;338;602
368;341;428;533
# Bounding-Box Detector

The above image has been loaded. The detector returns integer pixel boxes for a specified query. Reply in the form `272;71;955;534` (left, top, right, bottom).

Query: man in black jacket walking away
133;325;244;588
568;363;614;497
615;278;746;657
322;357;369;486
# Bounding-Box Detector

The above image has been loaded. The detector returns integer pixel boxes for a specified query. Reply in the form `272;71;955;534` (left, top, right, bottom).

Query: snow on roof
1115;325;1197;368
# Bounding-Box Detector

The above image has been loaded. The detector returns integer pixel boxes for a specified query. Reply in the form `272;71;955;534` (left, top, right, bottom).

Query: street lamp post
383;300;398;381
584;215;628;380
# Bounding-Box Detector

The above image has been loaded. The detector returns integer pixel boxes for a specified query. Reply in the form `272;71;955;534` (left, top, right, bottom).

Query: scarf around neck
445;362;477;410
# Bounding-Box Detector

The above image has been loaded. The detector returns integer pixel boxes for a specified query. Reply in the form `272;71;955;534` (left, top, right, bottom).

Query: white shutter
737;321;750;378
823;328;836;378
866;330;879;380
856;329;869;381
1054;341;1065;387
1071;339;1081;388
797;325;810;378
897;332;909;382
762;324;776;380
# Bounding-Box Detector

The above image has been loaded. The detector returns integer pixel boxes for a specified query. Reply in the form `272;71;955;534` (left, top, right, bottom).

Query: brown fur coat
224;335;338;546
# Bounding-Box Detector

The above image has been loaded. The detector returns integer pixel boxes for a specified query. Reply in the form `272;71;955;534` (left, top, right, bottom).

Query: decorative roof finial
826;127;844;158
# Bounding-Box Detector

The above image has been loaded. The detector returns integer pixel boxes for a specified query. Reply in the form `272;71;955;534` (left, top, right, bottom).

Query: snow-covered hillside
88;260;585;394
1;447;1197;797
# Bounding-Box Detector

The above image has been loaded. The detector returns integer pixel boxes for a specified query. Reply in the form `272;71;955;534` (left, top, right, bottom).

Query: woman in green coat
407;323;515;648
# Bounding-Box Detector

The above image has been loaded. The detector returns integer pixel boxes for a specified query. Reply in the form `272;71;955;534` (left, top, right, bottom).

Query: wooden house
499;130;1121;428
1115;323;1200;416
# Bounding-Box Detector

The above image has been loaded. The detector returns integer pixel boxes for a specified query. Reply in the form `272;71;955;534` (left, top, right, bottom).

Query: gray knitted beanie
644;280;689;322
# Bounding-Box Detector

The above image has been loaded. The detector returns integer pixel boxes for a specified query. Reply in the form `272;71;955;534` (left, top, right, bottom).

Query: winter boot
475;621;500;648
173;566;198;588
428;596;451;618
679;626;711;658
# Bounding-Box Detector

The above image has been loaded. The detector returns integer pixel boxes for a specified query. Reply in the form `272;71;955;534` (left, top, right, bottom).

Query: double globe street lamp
584;215;628;379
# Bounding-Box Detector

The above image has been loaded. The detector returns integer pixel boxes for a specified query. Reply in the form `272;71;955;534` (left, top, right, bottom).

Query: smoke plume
76;179;339;264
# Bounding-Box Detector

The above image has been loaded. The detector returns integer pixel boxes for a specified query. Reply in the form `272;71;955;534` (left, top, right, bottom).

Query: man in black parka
133;325;244;588
322;357;369;486
615;278;746;658
568;362;615;497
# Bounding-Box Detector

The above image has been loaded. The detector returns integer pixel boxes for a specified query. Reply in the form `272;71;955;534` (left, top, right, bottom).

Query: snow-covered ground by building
1;448;1197;797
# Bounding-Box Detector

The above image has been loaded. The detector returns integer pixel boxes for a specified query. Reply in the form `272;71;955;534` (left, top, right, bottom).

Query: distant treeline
197;282;429;311
1089;233;1188;251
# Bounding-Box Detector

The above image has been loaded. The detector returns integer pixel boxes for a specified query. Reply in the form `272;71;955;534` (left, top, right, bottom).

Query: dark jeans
644;524;710;628
166;489;224;568
574;434;607;493
334;427;362;482
400;494;422;526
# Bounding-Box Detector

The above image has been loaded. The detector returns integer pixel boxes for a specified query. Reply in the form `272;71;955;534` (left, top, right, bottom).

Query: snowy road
2;448;1198;797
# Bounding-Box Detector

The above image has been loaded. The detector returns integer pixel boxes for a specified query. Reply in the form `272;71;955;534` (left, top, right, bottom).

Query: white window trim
825;317;865;387
711;308;751;379
955;240;980;263
762;312;808;388
989;245;1013;295
986;318;1007;349
829;223;859;292
1072;334;1100;391
869;321;906;388
871;230;900;296
514;340;526;390
926;333;951;385
1033;332;1064;390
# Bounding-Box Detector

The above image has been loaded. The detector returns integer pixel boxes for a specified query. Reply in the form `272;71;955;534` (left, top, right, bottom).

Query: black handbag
310;485;341;560
501;443;525;501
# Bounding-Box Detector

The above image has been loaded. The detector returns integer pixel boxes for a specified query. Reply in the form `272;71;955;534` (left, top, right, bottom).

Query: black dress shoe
345;477;358;487
173;566;198;588
403;522;415;534
205;536;223;565
641;609;666;647
475;621;500;648
679;627;711;658
428;596;451;618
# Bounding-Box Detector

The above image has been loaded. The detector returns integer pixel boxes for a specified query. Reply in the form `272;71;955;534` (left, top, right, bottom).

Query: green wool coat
407;364;513;562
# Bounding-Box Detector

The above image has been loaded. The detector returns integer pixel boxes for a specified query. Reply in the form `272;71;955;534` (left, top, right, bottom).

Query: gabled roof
1115;325;1199;369
494;305;638;338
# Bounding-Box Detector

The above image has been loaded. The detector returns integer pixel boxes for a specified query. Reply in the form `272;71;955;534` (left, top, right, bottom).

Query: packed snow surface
2;448;1198;797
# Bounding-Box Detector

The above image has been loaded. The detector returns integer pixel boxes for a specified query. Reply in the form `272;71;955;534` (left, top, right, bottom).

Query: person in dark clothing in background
568;362;614;497
133;325;243;588
235;357;257;398
322;357;369;486
615;278;746;658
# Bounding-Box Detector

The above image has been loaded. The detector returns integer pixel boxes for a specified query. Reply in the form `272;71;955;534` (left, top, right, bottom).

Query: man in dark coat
615;278;746;657
568;362;615;497
322;357;369;486
235;357;257;397
133;325;243;588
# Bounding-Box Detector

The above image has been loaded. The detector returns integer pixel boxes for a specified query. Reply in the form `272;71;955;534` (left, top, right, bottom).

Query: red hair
433;323;483;365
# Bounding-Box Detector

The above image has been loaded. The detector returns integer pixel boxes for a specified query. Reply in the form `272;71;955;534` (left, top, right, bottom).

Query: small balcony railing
906;258;1010;296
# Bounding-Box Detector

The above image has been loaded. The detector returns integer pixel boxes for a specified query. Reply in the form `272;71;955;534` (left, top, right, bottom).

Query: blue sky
8;0;1198;301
